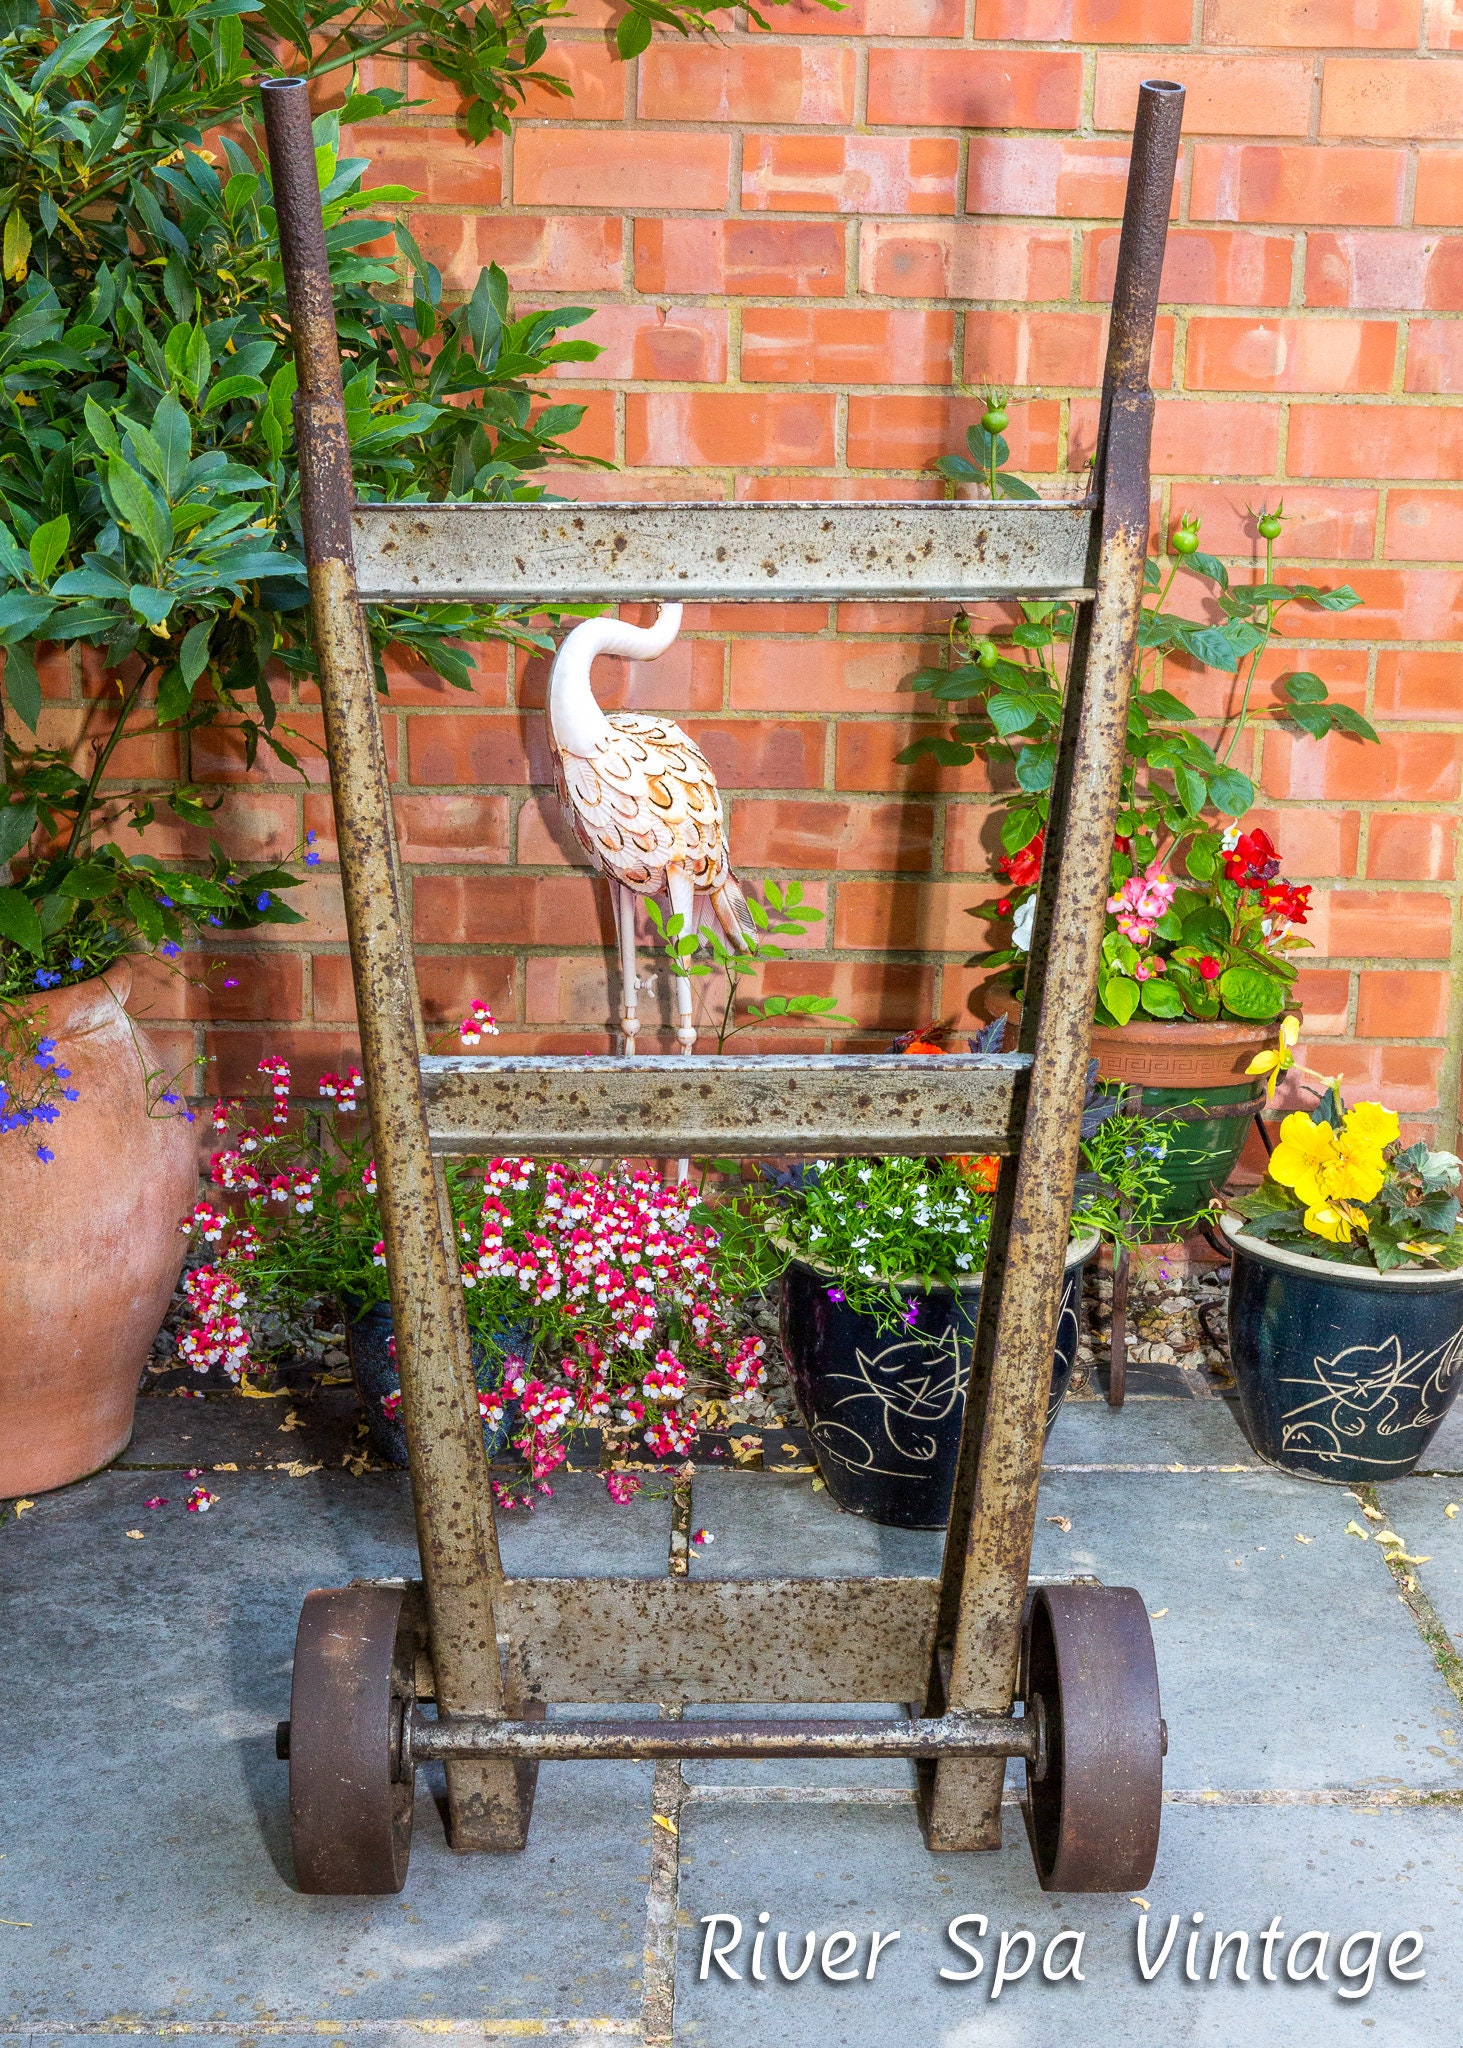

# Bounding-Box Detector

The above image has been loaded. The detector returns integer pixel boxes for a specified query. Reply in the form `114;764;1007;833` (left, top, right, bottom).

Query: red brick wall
144;3;1463;1141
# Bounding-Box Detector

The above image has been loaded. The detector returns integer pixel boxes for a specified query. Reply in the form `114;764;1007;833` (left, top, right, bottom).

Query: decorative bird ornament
547;603;752;1055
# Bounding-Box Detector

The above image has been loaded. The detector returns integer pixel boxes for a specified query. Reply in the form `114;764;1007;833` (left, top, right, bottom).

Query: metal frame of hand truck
260;73;1185;1897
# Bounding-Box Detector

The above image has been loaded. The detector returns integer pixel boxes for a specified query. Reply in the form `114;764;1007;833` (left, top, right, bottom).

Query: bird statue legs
611;880;641;1056
665;868;699;1058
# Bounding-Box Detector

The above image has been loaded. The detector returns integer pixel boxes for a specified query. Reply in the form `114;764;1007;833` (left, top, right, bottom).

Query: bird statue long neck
548;603;683;756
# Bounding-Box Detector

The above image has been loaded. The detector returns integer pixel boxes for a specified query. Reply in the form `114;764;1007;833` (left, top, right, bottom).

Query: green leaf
203;374;268;413
28;514;70;583
179;619;213;687
616;6;653;56
83;395;121;457
1172;762;1207;815
32;14;117;89
107;456;173;562
2;208;31;283
986;691;1045;736
0;887;44;956
1217;964;1287;1021
1014;744;1055;794
1205;765;1255;816
1139;976;1185;1019
1185;837;1219;882
3;641;40;732
1001;804;1044;854
1188;550;1229;590
129;585;175;628
0;593;54;643
1288;582;1362;612
1279;670;1327;704
1099;973;1140;1026
0;800;36;867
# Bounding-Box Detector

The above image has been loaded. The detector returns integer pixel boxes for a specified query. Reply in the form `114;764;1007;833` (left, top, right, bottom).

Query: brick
1165;483;1376;559
846;395;1060;472
1429;0;1463;48
1318;1042;1445;1109
736;475;944;501
1375;650;1463;717
1160;643;1369;723
1405;321;1463;393
943;803;1007;875
408;712;541;787
729;638;932;715
867;48;1083;129
410;212;622;293
190;712;359;787
541;304;728;383
1083;226;1293;306
978;0;1190;37
416;955;518;1034
1321;58;1463;139
394;794;511;866
514;128;730;209
1190;144;1407;227
1185;317;1396;393
1205;0;1422;44
519;39;626;118
1356;969;1451;1039
1383;489;1463;561
1263;730;1463;804
1289;967;1352;1035
691;720;826;790
1263;568;1463;641
684;602;830;634
1070;397;1281;476
1096;55;1315;137
412;872;608;947
760;957;939;1035
352;125;504;206
523;954;615;1031
774;0;963;26
967;136;1178;220
963;311;1107;388
834;879;998;954
638;44;856;123
519;632;723;716
1320;889;1453;958
1240;804;1361;877
517;795;588;868
545;386;615;461
1288;404;1463;479
741;308;955;386
835;721;994;794
129;949;304;1024
1366;814;1459;885
860;221;1072;301
729;797;935;872
633;218;845;296
1415;151;1463;225
741;134;958;214
203;1028;364;1098
625;391;835;467
1305;231;1463;310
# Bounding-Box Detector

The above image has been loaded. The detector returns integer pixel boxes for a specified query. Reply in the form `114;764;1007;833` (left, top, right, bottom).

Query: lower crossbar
405;1708;1041;1769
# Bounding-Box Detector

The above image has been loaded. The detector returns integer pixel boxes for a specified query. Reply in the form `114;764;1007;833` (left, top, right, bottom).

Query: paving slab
1030;1465;1460;1792
1043;1394;1259;1470
675;1797;1462;2048
0;1468;668;2039
1417;1399;1463;1475
688;1472;945;1580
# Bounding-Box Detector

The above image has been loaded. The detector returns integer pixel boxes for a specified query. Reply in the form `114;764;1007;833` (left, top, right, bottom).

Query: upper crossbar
352;499;1097;604
421;1052;1030;1157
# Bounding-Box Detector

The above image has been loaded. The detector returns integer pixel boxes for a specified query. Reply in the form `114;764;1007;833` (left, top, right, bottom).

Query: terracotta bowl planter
990;998;1275;1227
0;964;199;1495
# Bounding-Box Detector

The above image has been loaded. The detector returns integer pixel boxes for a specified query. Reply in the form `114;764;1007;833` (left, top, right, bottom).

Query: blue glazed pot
345;1301;529;1469
1223;1218;1463;1484
779;1231;1099;1530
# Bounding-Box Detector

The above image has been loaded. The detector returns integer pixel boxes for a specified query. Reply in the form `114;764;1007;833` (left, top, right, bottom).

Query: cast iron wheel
1021;1584;1164;1893
288;1582;419;1895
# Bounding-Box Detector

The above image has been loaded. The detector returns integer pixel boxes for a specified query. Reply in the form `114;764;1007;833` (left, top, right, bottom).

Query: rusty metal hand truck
261;74;1184;1898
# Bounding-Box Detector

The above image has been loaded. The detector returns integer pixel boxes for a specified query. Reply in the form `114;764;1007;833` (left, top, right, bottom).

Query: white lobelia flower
1011;894;1036;954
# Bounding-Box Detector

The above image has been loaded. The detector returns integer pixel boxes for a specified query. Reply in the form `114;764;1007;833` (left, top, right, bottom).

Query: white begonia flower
1220;825;1241;851
1011;895;1036;954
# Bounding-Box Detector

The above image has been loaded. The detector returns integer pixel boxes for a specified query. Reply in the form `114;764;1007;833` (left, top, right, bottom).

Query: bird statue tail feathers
710;871;756;953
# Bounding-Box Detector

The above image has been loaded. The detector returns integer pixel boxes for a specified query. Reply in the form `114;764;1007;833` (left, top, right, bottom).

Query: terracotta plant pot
990;998;1275;1228
0;964;199;1495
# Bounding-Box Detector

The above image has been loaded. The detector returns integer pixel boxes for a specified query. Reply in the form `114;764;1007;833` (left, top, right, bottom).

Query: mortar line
1358;1479;1463;1714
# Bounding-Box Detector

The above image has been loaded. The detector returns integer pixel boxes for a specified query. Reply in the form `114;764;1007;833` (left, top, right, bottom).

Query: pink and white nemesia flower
459;1000;499;1048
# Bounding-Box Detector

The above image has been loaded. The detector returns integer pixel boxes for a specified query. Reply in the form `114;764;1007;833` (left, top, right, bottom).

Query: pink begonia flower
1133;956;1166;983
1106;860;1177;945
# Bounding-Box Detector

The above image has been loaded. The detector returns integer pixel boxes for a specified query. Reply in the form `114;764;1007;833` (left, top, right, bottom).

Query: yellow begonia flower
1331;1137;1386;1204
1304;1201;1356;1244
1343;1101;1400;1154
1246;1014;1301;1103
1269;1113;1339;1208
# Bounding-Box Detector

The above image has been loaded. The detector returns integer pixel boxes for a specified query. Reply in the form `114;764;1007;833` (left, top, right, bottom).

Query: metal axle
401;1706;1045;1772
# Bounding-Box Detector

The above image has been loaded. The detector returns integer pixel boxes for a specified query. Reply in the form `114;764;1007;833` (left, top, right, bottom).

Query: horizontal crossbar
420;1052;1029;1158
353;499;1096;603
406;1708;1038;1765
490;1575;943;1704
